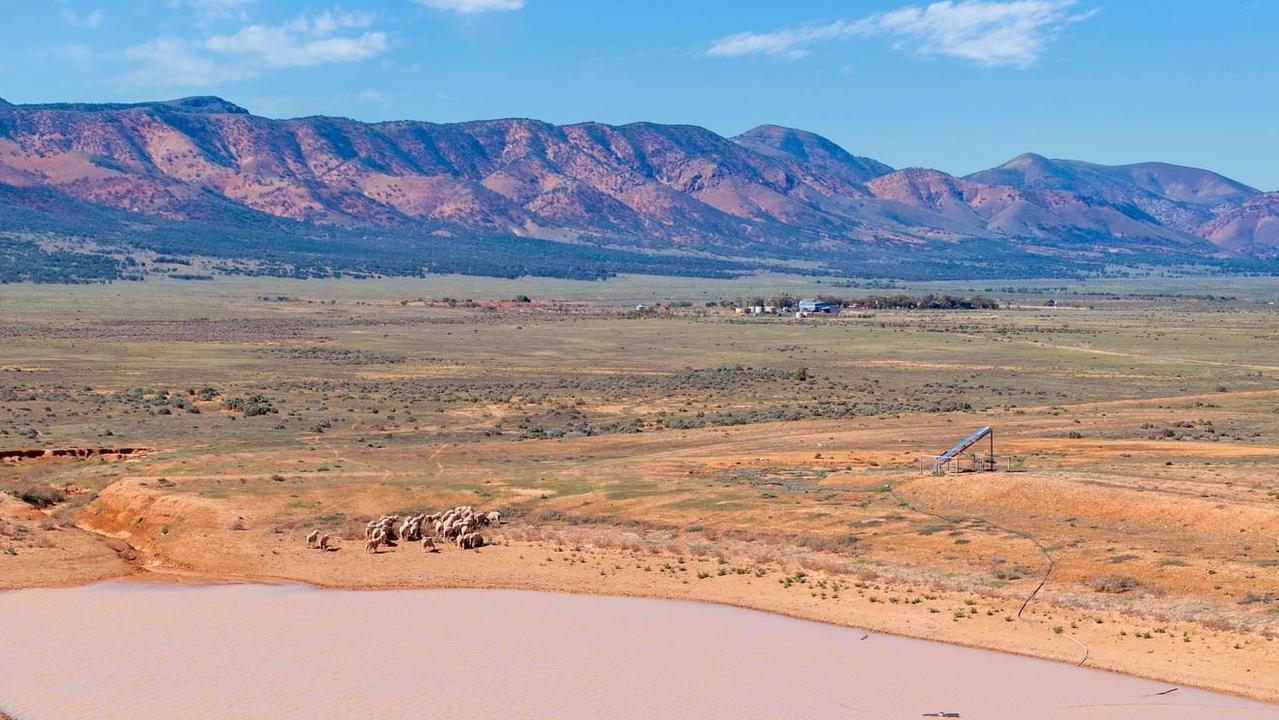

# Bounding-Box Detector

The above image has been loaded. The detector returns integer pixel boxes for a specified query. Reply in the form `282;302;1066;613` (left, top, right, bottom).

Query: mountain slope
868;166;1204;250
968;153;1257;203
0;102;866;250
1196;192;1279;257
0;96;1274;276
732;124;893;189
966;153;1261;233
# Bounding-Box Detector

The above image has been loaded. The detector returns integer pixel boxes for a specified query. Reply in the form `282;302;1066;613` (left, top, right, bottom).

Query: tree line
725;293;1000;310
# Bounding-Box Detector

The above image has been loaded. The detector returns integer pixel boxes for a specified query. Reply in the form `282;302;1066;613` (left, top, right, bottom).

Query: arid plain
2;274;1277;702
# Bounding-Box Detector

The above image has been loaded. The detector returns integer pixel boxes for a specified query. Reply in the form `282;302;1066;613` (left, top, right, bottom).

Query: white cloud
204;11;387;68
708;0;1096;68
34;42;98;73
166;0;256;10
709;22;857;62
61;8;105;28
359;89;390;101
57;43;93;60
165;0;257;22
416;0;525;14
124;10;390;87
125;37;253;86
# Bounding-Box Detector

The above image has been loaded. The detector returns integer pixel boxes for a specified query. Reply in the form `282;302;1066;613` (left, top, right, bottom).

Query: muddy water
0;583;1271;720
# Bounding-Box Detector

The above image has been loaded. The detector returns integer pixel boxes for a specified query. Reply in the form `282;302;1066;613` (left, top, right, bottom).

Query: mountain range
1;96;1275;281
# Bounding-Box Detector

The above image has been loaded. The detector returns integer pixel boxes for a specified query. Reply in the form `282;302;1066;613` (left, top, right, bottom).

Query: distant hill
1195;192;1279;257
966;153;1262;234
732;124;894;188
0;96;1275;281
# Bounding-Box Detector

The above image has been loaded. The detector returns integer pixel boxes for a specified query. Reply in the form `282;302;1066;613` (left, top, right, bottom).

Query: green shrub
15;484;65;508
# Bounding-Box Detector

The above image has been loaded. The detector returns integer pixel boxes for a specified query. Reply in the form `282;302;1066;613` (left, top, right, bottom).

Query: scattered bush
12;484;65;508
222;394;277;416
1085;574;1140;594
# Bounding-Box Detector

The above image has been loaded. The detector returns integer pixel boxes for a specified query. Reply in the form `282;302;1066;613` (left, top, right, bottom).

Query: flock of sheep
305;505;501;555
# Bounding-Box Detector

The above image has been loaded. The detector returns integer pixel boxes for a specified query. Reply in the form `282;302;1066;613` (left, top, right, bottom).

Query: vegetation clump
1085;574;1140;594
222;394;278;417
10;484;65;508
858;294;1000;310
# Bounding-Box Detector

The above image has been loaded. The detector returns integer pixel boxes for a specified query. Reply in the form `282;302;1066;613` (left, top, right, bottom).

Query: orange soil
2;410;1272;703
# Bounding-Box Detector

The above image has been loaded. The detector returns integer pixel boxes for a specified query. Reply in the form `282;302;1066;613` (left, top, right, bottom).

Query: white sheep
457;532;484;550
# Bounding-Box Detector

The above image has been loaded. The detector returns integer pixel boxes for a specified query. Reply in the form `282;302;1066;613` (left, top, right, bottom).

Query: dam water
0;582;1272;719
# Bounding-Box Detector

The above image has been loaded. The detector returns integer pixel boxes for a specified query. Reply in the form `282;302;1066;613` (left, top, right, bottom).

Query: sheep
445;519;473;541
319;534;331;551
352;506;497;555
457;533;484;550
438;505;477;530
400;513;426;542
371;516;399;545
306;529;320;547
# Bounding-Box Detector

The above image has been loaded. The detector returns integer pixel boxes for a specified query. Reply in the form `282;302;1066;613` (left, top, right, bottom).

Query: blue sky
2;1;1276;189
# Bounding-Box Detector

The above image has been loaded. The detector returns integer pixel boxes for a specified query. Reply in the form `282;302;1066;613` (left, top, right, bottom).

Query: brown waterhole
0;582;1274;720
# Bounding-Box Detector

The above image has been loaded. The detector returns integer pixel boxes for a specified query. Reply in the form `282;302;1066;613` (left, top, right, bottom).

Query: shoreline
7;580;1273;720
5;544;1275;706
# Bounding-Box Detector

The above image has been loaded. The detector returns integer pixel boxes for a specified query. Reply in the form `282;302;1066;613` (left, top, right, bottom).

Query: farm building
798;299;841;315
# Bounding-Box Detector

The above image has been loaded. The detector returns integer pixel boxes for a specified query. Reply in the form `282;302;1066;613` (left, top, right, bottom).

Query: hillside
965;153;1261;233
0;97;1276;281
1195;192;1279;257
